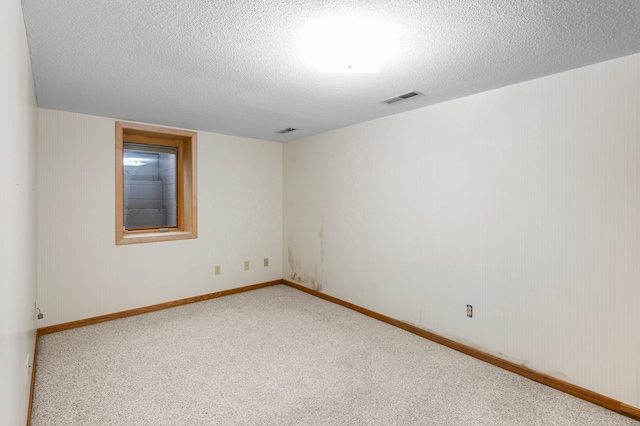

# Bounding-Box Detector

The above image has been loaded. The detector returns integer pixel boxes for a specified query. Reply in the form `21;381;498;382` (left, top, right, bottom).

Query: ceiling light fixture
302;17;392;73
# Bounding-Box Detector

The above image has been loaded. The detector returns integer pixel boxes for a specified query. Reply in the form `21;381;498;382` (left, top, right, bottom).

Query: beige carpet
32;285;637;425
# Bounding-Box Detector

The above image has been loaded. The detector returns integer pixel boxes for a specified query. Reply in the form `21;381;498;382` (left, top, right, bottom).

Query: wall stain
431;330;576;385
288;248;323;291
288;218;326;291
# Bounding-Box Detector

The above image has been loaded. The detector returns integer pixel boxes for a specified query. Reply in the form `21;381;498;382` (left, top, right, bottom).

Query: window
116;122;197;245
123;143;178;229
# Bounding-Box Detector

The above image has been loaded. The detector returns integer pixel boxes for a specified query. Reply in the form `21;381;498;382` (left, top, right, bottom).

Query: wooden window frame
116;121;197;245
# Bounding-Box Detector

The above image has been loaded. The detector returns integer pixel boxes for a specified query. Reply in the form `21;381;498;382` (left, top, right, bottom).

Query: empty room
2;0;639;425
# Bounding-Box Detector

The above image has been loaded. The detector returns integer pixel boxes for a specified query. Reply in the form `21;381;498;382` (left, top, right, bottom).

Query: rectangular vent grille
381;91;421;105
276;127;297;134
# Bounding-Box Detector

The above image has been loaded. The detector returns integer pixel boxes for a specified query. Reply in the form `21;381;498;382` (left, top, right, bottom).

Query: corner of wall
1;0;39;424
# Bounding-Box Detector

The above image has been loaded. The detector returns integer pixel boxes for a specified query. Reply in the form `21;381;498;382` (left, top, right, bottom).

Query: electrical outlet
264;258;269;267
35;303;44;320
467;305;473;318
244;261;250;271
215;265;220;275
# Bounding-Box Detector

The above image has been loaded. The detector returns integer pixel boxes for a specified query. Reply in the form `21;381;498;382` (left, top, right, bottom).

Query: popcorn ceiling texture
22;0;640;141
31;285;638;425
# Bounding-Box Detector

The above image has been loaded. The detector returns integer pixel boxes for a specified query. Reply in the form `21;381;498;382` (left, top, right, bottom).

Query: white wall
283;53;640;407
0;1;39;424
38;109;282;327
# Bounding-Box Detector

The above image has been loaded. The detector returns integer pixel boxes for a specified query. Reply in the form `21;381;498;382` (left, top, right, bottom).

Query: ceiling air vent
381;91;421;105
276;127;297;134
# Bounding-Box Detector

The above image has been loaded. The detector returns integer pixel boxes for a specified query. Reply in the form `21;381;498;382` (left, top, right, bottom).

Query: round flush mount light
301;16;393;73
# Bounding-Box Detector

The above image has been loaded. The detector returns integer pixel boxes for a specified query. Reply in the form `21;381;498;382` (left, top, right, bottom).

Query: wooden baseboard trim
26;330;39;426
283;279;640;421
38;280;284;336
621;403;640;421
29;278;640;422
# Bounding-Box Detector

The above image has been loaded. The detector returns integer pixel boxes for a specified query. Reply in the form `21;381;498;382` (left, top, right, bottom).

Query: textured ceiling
22;0;640;142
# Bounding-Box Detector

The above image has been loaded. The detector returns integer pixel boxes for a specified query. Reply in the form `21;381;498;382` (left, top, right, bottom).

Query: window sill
117;231;197;245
